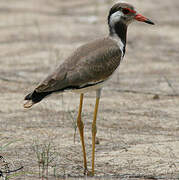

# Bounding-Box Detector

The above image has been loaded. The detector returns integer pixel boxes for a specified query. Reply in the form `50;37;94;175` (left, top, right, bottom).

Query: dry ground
0;0;179;179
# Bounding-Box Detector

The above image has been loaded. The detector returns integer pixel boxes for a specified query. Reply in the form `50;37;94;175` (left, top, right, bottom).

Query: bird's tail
23;91;51;108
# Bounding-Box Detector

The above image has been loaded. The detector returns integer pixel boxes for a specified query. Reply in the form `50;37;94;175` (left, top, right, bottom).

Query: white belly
70;80;106;93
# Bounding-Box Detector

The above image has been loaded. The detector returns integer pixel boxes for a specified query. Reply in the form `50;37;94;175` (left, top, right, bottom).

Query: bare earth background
0;0;179;179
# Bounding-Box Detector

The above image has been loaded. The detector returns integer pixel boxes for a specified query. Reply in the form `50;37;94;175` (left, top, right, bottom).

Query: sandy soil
0;0;179;179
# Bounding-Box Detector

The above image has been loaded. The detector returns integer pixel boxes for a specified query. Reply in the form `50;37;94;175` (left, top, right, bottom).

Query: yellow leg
77;93;88;174
91;90;101;176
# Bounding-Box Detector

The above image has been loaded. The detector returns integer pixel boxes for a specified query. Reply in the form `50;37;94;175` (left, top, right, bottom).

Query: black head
108;2;155;27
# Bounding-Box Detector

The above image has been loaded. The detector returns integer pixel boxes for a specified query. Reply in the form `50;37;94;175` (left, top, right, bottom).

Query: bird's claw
84;168;94;176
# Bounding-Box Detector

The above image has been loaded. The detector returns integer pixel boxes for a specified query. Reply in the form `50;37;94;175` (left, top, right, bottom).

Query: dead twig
163;76;177;94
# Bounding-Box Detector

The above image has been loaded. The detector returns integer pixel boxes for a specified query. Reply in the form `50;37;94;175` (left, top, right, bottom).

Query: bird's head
108;2;154;27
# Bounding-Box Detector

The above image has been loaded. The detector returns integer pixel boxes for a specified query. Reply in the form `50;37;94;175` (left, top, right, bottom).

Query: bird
23;2;154;176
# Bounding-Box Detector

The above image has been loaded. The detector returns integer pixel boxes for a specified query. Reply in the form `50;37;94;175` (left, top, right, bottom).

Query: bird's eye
122;8;130;15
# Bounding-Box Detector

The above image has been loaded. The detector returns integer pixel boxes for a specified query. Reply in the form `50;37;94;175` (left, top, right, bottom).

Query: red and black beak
135;13;154;25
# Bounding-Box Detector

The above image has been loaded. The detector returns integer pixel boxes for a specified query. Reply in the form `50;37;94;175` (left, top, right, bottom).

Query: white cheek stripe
110;11;123;27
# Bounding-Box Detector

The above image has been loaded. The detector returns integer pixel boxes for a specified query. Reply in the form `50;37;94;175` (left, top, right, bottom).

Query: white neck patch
109;11;125;57
110;11;123;28
116;38;125;58
110;35;125;58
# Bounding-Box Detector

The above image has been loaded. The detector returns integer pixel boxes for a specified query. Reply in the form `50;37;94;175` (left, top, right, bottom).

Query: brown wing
35;37;122;93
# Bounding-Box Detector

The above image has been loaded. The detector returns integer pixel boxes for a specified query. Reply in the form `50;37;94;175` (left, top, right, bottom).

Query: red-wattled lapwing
24;2;154;176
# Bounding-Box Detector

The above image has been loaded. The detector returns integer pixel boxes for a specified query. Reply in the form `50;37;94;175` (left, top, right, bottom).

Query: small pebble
153;94;160;100
95;137;100;144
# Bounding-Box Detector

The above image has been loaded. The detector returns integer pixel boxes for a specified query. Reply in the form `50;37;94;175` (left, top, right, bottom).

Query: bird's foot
83;168;94;176
84;169;94;176
87;171;94;176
